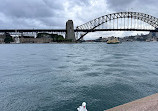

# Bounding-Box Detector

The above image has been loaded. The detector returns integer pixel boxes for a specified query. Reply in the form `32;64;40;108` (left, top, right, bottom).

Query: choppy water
1;42;158;111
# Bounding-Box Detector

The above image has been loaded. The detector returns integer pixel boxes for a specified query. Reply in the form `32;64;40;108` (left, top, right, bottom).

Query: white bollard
77;102;88;111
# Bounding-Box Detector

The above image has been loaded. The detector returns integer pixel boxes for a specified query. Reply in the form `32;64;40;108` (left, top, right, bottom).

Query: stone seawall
105;93;158;111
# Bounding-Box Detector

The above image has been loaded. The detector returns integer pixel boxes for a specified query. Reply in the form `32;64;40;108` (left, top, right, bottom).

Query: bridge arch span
76;12;158;41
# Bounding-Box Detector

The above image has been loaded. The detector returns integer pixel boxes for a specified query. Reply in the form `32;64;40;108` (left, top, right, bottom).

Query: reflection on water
0;42;158;111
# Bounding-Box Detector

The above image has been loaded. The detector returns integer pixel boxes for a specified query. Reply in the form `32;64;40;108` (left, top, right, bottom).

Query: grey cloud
0;0;69;29
0;0;158;32
74;0;90;6
107;0;136;11
0;0;56;18
42;0;64;10
107;0;158;17
0;0;91;29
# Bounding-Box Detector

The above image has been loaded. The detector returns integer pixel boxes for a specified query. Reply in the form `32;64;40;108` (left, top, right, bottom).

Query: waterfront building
13;36;20;44
0;35;5;43
19;36;53;43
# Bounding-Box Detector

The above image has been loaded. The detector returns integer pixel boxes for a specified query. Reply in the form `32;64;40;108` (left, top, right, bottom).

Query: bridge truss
76;12;158;41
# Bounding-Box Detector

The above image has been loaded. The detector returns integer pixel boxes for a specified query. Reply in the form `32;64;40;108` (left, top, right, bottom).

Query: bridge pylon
65;20;76;41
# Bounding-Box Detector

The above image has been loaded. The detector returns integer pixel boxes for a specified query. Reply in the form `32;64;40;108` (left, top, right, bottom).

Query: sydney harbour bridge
1;12;158;41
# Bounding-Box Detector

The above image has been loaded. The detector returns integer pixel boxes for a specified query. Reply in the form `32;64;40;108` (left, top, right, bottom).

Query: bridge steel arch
76;12;158;41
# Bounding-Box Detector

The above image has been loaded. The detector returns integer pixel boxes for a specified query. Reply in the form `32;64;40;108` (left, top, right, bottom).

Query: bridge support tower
65;20;76;41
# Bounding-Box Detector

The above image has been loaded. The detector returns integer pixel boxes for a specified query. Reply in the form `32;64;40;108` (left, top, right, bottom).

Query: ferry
107;38;120;44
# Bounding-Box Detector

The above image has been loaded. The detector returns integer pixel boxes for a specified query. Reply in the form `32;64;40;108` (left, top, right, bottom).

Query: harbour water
0;42;158;111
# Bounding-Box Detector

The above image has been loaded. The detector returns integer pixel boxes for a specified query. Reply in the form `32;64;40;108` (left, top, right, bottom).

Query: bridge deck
76;29;158;32
0;29;66;32
0;29;157;33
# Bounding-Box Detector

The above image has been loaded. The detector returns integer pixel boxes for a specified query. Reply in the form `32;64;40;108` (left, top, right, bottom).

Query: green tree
4;33;14;43
37;33;51;38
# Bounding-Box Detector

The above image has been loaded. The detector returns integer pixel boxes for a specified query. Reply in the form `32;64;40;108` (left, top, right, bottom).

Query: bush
4;33;14;43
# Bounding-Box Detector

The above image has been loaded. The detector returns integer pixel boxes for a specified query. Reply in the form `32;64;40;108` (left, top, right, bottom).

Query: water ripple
1;43;158;111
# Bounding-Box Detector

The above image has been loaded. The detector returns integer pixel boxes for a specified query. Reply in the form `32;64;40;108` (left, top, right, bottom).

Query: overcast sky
0;0;157;39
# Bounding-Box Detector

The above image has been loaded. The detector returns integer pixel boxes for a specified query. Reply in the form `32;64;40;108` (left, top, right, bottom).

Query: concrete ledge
105;93;158;111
